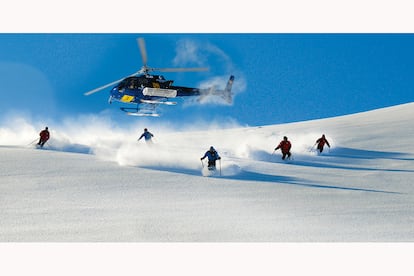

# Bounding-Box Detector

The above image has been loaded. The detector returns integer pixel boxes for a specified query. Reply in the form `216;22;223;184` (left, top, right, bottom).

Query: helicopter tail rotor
222;75;235;103
217;75;234;104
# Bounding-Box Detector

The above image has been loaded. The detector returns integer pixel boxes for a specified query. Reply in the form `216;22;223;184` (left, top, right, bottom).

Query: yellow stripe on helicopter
121;95;135;103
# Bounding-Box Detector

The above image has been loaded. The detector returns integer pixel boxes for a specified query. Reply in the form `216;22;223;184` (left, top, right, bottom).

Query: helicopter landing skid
127;112;160;117
120;107;160;117
140;99;177;105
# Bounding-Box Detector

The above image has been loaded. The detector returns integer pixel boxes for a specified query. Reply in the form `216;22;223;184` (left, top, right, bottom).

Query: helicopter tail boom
198;75;234;104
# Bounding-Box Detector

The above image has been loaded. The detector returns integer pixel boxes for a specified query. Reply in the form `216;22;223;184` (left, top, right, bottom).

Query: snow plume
0;111;335;176
173;38;247;105
173;38;233;69
98;118;248;173
182;75;247;106
0;113;245;173
173;39;208;67
0;115;39;146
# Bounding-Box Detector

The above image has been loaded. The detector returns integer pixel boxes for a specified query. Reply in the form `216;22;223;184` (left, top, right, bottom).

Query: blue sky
1;33;413;127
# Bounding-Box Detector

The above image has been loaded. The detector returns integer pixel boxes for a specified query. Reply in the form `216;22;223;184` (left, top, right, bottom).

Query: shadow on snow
38;143;92;155
142;165;401;195
221;170;402;194
291;159;414;173
252;148;414;173
330;147;414;161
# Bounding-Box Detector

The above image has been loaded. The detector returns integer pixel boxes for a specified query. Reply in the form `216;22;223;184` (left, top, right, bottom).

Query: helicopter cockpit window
128;79;138;89
118;80;128;90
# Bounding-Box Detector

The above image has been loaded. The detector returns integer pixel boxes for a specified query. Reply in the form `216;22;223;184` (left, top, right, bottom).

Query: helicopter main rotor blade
136;37;208;74
155;67;209;72
137;37;147;67
84;71;141;96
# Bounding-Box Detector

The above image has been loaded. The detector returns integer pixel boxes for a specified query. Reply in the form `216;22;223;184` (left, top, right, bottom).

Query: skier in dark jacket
201;146;221;169
138;128;154;144
37;127;50;148
315;134;330;153
274;136;292;160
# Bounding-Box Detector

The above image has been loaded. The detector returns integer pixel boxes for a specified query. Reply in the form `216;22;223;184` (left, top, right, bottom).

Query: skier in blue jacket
201;146;221;169
138;128;154;144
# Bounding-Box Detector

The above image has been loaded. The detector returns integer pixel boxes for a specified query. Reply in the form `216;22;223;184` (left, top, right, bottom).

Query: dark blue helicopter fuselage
109;75;200;105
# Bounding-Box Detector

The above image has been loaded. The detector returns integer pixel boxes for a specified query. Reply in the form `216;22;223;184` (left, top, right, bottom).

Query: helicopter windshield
118;77;146;90
116;76;173;91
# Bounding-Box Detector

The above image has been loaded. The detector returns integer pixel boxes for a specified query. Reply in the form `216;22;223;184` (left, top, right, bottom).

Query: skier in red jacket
315;134;330;153
274;136;292;160
38;127;50;148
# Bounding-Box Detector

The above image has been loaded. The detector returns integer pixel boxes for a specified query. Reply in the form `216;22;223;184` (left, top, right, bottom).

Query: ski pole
27;138;38;146
200;159;204;168
219;159;222;176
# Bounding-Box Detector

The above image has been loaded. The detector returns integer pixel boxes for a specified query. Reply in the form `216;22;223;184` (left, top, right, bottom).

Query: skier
315;134;330;153
274;136;292;160
37;126;50;148
138;128;154;144
201;146;221;170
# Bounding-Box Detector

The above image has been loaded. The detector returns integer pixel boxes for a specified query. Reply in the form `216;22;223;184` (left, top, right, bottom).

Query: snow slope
1;103;413;243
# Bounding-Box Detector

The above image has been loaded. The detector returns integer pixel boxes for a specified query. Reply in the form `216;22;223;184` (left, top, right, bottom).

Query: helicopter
84;38;235;117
